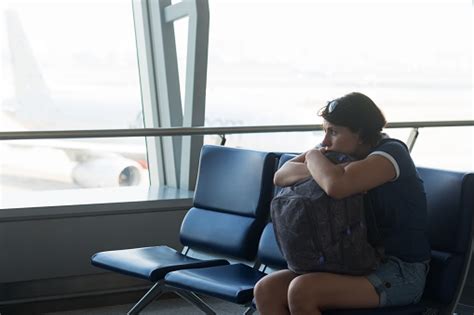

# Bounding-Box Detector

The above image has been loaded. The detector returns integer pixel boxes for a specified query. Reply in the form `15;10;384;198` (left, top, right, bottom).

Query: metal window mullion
164;1;190;21
131;0;164;186
149;0;185;187
179;0;209;190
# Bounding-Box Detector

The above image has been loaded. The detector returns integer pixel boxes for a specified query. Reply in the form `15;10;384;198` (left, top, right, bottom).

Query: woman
254;92;430;315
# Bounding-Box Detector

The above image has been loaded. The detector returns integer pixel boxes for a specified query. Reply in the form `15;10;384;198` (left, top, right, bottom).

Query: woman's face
321;120;362;156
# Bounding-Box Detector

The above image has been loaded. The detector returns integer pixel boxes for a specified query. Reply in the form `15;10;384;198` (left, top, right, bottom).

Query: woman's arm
305;148;396;199
273;153;311;187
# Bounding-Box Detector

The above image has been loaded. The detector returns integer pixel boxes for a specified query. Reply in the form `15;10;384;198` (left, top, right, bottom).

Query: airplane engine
71;157;143;188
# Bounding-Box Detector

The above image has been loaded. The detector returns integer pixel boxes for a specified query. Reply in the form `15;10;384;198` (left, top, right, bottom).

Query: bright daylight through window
0;0;472;206
199;1;472;170
0;0;149;197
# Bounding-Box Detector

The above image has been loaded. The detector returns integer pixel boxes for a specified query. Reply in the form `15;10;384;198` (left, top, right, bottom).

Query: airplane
1;9;148;189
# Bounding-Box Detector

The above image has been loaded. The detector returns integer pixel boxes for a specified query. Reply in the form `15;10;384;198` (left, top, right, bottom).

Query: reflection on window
0;1;149;195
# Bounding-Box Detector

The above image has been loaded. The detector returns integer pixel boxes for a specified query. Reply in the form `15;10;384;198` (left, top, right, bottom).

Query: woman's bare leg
287;272;379;315
254;269;298;315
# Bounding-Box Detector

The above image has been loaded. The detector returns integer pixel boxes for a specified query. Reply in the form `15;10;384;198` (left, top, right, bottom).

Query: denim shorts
366;256;430;307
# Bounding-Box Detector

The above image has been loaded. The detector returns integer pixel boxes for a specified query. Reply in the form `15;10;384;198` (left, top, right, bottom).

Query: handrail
0;120;473;140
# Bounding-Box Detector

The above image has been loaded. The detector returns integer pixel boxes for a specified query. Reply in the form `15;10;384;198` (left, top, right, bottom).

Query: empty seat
163;155;293;312
91;145;277;314
165;223;286;306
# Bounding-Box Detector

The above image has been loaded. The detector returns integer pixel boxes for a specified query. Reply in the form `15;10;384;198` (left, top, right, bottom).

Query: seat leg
243;305;256;315
127;281;165;315
174;288;217;315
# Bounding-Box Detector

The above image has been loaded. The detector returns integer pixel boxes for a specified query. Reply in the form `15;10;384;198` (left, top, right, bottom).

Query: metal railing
1;120;472;140
1;120;472;152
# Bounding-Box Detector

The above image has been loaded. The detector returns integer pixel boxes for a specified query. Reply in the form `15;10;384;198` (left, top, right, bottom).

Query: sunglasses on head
327;100;338;113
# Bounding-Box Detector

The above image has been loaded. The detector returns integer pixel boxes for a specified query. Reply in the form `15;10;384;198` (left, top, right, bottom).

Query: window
201;1;472;170
0;0;472;202
0;0;149;194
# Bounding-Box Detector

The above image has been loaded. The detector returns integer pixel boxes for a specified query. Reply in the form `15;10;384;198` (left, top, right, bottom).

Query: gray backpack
270;153;381;275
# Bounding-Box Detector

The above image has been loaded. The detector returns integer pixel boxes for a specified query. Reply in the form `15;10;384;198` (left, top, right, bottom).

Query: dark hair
318;92;386;146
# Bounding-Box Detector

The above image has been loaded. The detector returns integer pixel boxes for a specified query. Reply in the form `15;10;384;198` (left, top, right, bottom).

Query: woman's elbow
324;184;348;200
273;173;286;187
274;170;297;187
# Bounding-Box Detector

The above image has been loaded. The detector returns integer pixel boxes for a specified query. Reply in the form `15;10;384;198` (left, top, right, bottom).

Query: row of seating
91;145;474;315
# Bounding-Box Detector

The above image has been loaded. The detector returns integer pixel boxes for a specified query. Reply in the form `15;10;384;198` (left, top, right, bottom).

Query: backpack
270;152;381;275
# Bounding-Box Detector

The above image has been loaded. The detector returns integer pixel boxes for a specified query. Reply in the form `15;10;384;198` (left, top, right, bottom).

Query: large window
201;1;472;170
0;0;149;195
0;0;472;203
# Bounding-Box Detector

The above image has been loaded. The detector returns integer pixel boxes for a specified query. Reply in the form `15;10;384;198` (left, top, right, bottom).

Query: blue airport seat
91;145;277;314
162;154;294;310
164;156;292;310
165;223;286;305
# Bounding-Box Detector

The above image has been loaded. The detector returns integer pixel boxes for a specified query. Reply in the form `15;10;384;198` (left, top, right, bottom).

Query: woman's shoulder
374;136;409;152
370;136;408;155
371;137;411;161
370;137;416;180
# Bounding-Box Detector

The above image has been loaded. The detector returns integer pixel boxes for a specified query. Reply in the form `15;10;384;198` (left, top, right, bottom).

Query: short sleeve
369;140;414;181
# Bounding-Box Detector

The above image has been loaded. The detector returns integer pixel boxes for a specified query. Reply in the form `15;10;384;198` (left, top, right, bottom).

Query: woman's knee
254;270;295;308
287;275;321;313
254;277;271;302
254;274;281;304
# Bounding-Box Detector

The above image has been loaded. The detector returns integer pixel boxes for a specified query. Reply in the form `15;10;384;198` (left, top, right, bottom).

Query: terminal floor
46;296;255;315
44;298;474;315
